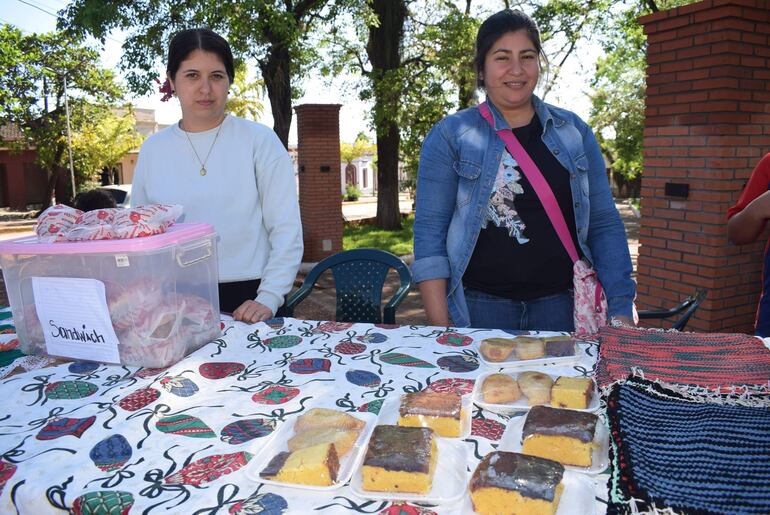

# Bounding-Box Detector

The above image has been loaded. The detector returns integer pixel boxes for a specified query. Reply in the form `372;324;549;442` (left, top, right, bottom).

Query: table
0;314;609;514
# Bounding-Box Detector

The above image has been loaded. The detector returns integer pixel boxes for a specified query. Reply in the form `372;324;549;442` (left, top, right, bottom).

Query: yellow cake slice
550;376;595;409
521;406;598;467
361;425;437;493
398;390;463;437
259;442;340;486
470;451;565;515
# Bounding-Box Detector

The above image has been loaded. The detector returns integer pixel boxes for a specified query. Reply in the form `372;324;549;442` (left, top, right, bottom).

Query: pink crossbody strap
478;102;580;263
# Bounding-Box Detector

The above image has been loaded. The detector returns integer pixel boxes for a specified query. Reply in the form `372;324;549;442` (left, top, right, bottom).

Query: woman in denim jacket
412;9;635;330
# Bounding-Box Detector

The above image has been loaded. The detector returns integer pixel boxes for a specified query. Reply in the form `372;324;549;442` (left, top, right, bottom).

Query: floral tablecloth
0;312;608;514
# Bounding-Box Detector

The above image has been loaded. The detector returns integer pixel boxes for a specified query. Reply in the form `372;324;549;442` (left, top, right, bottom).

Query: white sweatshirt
132;115;303;313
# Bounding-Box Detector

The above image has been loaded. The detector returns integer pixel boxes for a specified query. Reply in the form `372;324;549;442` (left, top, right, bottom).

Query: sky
1;0;598;144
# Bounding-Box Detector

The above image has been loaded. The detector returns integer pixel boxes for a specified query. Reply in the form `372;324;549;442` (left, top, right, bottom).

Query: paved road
342;195;414;221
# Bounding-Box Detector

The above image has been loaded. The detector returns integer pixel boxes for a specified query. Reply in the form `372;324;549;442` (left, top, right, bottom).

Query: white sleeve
253;134;304;313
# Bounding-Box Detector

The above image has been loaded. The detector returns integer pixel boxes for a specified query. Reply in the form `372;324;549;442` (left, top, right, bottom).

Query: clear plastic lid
245;411;378;491
498;411;610;475
0;222;214;255
472;370;600;414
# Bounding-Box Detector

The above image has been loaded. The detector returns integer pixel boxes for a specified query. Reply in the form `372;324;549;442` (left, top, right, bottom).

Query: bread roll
482;373;522;404
513;337;546;360
517;371;553;406
479;338;517;362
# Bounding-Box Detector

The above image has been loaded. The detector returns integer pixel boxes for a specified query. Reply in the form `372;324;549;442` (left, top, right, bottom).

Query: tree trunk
38;144;67;214
457;0;475;109
258;45;292;149
367;0;407;230
375;122;401;229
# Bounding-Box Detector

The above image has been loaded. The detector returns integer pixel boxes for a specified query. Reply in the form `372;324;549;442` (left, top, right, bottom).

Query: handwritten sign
31;277;121;364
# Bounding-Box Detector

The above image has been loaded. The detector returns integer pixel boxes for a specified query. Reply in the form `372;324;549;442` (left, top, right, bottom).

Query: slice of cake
521;406;598;467
361;425;437;493
550;376;595;409
287;426;360;456
259;442;339;486
398;391;463;437
544;337;577;358
517;371;553;406
482;373;522;404
294;408;366;433
479;338;517;362
470;451;565;515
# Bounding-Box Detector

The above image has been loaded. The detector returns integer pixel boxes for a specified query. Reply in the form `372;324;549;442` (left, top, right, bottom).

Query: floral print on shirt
482;150;529;244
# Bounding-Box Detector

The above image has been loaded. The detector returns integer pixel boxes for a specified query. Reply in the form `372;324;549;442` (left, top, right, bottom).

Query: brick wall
638;0;770;332
295;104;343;262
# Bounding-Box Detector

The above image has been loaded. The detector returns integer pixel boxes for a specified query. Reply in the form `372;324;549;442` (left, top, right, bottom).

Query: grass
343;214;414;256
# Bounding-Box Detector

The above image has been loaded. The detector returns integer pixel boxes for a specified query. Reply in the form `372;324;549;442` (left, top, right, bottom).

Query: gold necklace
182;117;225;176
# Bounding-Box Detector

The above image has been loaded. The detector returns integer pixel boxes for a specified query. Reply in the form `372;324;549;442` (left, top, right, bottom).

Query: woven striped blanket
596;326;770;389
606;376;770;515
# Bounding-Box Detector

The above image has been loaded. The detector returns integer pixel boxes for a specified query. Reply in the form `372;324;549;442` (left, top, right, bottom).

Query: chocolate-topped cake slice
544;336;577;358
259;442;340;486
470;451;565;515
521;405;599;467
398;390;463;437
361;425;437;493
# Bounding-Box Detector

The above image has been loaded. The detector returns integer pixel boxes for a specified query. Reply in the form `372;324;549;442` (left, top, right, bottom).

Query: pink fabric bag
478;102;607;336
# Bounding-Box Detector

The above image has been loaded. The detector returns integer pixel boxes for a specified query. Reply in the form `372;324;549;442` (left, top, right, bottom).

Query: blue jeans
464;288;574;331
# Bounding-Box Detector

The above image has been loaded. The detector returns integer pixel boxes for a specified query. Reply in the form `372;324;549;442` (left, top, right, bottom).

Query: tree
397;2;479;196
366;0;409;230
340;133;376;166
324;0;610;229
61;0;340;147
0;25;124;204
70;105;144;186
589;0;695;195
226;62;265;121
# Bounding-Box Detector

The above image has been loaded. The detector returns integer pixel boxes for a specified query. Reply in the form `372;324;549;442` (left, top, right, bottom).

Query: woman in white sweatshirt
132;28;303;324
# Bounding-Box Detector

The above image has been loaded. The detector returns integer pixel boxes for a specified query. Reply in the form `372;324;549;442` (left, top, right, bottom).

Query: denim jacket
412;96;636;327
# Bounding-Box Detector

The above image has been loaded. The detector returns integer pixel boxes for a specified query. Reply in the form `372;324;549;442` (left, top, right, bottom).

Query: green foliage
70;105;143;186
340;133;376;165
344;183;362;201
589;0;698;181
344;215;414;255
226;62;265;121
397;2;479;186
0;25;126;197
60;0;345;145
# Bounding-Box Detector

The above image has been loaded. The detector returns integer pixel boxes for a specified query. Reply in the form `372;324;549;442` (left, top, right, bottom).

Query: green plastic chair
282;249;412;324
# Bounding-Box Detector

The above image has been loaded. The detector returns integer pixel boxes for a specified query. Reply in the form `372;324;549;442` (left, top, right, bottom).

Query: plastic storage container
0;222;220;367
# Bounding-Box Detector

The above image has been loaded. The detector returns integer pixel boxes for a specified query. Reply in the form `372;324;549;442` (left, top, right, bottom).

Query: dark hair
474;9;548;89
73;189;117;212
166;28;235;83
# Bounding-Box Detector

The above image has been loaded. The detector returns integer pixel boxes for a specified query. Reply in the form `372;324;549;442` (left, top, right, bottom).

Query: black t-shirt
462;115;580;300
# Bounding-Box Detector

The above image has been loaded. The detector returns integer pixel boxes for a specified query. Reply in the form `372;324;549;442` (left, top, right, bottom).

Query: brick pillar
638;0;770;332
295;104;343;262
